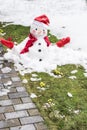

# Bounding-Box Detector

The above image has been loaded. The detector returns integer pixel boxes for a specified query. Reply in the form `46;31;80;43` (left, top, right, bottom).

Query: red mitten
0;38;14;49
56;37;70;47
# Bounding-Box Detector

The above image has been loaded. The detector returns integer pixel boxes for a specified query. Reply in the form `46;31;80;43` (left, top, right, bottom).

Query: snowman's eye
43;29;45;32
35;28;37;30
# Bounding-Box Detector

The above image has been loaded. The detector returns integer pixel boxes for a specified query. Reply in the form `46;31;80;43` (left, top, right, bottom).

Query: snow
67;92;73;98
1;67;12;73
84;73;87;77
4;81;12;87
71;70;78;74
0;89;10;96
0;0;87;74
30;77;41;82
22;79;28;84
30;93;37;98
73;109;80;114
69;76;77;79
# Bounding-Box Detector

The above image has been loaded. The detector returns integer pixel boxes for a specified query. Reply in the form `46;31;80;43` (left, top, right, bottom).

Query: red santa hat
32;14;50;28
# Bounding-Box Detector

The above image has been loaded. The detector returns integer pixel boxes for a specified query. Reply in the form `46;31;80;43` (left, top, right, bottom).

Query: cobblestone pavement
0;47;48;130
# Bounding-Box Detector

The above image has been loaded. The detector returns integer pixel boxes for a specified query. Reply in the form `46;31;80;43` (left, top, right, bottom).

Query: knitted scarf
20;33;51;54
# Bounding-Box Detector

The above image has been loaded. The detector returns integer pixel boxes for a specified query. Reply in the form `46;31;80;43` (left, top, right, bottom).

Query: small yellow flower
53;69;63;76
48;98;52;103
40;82;45;87
0;29;3;34
0;29;4;37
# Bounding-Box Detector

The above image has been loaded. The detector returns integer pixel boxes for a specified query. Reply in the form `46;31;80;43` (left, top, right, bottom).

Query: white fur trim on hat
32;20;48;29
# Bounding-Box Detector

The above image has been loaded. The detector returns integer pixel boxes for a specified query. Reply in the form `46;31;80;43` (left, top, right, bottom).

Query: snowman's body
28;38;49;62
20;37;53;71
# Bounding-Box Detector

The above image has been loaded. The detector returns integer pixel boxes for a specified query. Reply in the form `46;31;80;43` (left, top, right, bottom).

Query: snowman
0;14;70;72
20;15;51;63
18;15;70;71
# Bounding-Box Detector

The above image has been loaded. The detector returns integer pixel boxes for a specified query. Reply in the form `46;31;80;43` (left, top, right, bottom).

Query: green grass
0;22;87;130
0;22;30;43
23;65;87;130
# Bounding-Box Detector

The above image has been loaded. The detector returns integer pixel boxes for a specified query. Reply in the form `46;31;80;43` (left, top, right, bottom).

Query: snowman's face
30;24;47;38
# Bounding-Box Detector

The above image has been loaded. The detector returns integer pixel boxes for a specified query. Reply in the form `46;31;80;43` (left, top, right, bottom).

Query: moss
48;30;59;43
1;22;30;43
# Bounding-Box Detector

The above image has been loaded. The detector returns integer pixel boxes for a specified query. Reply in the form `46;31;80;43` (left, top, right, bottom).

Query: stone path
0;46;48;130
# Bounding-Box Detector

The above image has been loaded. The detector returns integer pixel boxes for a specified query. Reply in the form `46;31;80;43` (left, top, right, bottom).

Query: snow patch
1;67;12;73
22;79;28;84
0;89;10;96
71;70;78;74
30;93;37;98
69;76;77;79
67;92;73;98
4;81;12;87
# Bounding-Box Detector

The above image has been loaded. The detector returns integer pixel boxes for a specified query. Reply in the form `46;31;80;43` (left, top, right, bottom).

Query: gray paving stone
0;83;3;88
0;69;2;73
14;103;36;111
0;95;8;100
0;100;12;106
0;99;22;106
0;57;4;61
5;72;17;77
10;124;36;130
16;87;26;92
35;122;48;130
1;74;10;79
8;92;29;99
28;109;40;116
0;119;20;129
0;114;5;121
12;82;23;87
1;78;11;83
0;106;14;113
9;88;17;93
0;61;4;64
0;128;9;130
11;99;22;105
5;110;29;119
20;116;44;125
21;97;32;103
11;77;21;82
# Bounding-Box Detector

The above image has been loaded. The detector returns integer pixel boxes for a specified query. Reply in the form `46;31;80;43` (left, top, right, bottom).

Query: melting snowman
0;15;70;72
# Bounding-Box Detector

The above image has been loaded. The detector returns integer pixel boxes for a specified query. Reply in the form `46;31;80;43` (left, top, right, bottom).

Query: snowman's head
30;23;47;38
30;15;50;38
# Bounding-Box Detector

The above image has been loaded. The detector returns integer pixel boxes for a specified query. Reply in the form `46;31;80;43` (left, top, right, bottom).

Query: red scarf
20;33;51;54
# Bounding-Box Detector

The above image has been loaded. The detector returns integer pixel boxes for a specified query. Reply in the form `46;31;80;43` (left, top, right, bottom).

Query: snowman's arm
0;38;14;49
56;37;70;47
20;39;33;54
